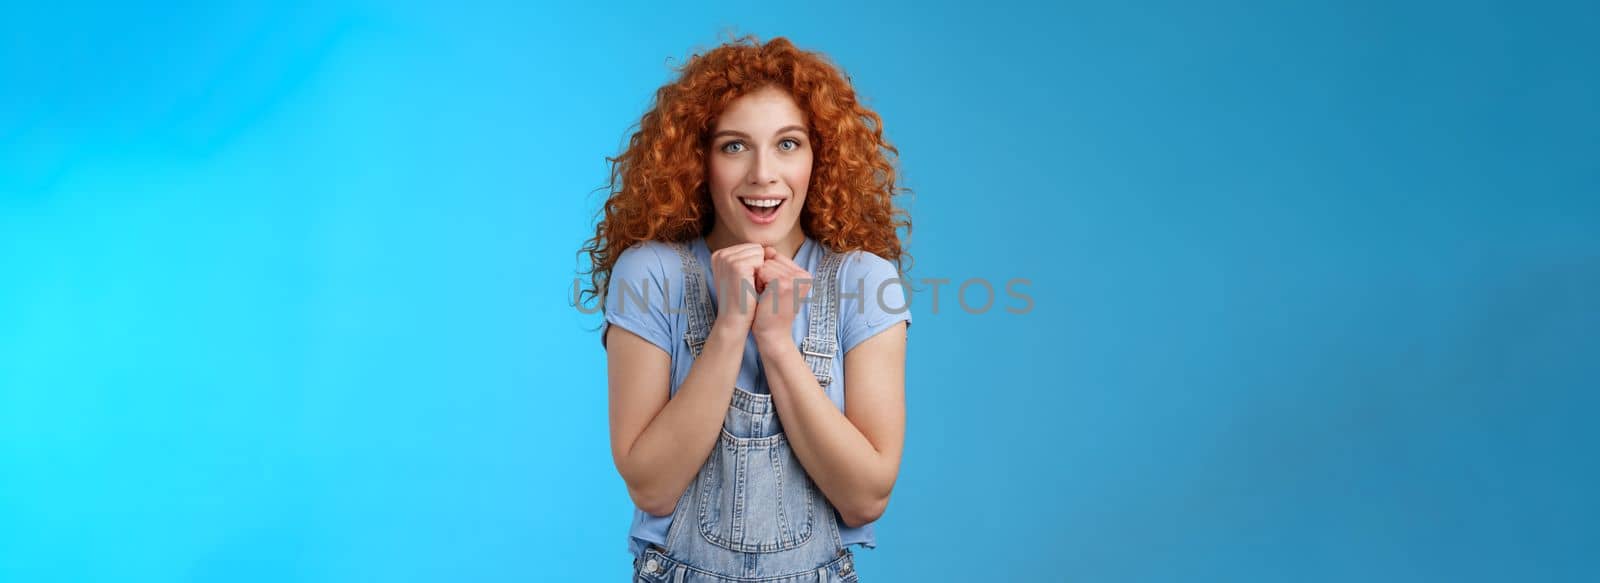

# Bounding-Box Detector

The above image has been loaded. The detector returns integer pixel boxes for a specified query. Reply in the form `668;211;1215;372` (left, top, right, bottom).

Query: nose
747;147;779;185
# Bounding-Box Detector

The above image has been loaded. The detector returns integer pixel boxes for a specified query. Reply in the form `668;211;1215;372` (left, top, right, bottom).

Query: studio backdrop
2;1;1596;581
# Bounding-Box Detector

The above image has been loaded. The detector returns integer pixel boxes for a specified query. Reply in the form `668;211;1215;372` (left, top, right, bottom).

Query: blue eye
721;141;745;154
779;138;800;151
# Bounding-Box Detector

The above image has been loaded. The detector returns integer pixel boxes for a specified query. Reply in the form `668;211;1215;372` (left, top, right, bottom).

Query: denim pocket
697;429;817;553
722;387;776;439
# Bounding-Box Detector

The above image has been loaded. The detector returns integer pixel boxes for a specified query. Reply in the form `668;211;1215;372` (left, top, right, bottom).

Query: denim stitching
666;239;851;569
801;248;845;388
672;241;712;358
644;547;857;583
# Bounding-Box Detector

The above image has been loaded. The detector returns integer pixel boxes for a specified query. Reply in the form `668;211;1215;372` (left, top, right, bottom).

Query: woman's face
705;85;812;248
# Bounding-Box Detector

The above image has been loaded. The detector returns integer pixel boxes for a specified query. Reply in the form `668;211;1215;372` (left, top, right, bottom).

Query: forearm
620;324;744;515
756;332;893;527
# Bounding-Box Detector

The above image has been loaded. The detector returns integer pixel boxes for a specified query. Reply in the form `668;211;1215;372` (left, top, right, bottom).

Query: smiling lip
740;196;785;225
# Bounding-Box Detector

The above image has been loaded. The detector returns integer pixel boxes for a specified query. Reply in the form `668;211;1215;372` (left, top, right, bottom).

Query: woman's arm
608;242;766;516
607;323;745;516
757;322;907;528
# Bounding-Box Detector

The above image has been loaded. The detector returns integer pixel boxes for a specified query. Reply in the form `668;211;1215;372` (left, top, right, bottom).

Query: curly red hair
577;34;911;311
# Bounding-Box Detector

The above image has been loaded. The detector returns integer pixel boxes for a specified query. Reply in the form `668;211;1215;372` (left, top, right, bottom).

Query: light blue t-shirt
599;235;912;557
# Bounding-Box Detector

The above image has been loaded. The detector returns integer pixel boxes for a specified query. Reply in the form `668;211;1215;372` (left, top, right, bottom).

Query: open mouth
739;197;785;224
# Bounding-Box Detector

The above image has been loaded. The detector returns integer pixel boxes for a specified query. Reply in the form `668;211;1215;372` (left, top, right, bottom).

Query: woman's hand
752;245;813;345
709;243;767;335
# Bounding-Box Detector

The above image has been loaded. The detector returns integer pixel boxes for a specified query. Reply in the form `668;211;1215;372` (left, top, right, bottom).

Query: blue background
2;1;1596;581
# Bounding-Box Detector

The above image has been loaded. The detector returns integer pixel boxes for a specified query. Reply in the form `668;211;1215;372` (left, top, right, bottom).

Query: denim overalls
631;241;861;583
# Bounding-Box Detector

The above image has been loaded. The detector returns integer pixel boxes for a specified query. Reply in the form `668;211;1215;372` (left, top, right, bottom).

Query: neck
706;224;806;259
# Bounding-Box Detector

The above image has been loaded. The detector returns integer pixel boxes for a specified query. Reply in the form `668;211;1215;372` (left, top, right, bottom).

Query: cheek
786;156;814;194
708;158;740;193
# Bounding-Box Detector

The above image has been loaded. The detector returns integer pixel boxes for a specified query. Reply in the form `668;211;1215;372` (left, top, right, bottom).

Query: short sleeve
837;251;912;354
600;242;675;354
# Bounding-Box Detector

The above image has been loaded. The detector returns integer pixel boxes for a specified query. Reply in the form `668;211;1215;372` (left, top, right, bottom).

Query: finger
780;260;807;281
767;249;801;273
738;253;766;272
720;244;759;264
756;260;783;284
781;253;808;274
716;243;755;257
775;260;798;281
790;267;812;294
750;264;768;288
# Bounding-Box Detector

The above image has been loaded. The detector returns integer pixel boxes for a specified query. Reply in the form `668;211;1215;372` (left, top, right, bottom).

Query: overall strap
669;240;714;358
803;247;848;389
674;238;848;389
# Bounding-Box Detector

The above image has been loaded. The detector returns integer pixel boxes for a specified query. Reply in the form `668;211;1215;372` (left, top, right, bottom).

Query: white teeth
740;198;782;208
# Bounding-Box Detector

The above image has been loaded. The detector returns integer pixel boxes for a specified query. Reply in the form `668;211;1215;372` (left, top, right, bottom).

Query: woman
580;35;912;582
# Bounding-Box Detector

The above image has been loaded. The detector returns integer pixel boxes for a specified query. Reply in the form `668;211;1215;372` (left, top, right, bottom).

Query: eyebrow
710;125;808;140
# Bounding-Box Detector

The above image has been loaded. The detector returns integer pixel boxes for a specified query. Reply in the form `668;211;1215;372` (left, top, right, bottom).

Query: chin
753;228;796;246
733;226;782;244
